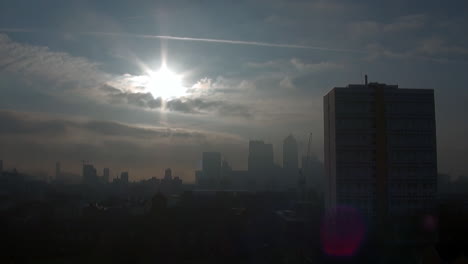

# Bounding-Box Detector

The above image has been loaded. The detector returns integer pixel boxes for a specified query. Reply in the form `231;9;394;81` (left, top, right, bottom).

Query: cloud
383;14;427;32
365;41;468;63
100;84;162;109
99;83;253;118
417;37;468;56
279;76;295;89
0;111;68;136
290;58;344;73
245;60;281;69
1;34;256;120
165;98;253;118
348;14;427;38
188;77;256;96
0;110;205;140
0;34;107;90
0;110;248;180
0;28;365;53
244;58;345;91
246;58;344;74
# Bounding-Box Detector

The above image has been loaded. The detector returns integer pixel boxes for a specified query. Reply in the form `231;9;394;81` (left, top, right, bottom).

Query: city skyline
1;0;468;181
1;1;468;262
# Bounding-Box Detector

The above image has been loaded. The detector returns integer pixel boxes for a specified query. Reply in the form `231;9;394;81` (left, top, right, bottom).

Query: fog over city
1;0;468;181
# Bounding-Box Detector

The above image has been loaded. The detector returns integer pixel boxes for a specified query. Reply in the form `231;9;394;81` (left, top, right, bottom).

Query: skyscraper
0;160;3;175
164;168;173;181
120;171;129;184
202;152;221;187
324;81;437;220
283;134;298;170
103;168;110;183
248;140;274;189
82;164;97;184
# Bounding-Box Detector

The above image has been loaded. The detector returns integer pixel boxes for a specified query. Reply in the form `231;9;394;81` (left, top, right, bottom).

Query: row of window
336;133;376;146
386;118;435;131
336;102;375;114
389;166;437;177
336;118;375;130
335;117;435;131
337;166;376;177
337;150;376;162
385;102;433;114
337;183;376;193
389;150;436;162
387;134;435;147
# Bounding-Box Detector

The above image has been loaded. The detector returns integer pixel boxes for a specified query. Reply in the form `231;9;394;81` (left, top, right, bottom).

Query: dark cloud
83;120;203;139
0;111;68;135
0;110;246;181
100;84;162;109
165;98;252;118
100;85;251;118
0;110;204;140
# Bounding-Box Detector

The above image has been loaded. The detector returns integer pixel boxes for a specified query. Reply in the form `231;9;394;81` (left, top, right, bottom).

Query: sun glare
147;65;185;99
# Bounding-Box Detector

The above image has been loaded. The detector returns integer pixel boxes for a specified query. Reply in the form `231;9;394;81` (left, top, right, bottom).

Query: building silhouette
82;164;97;185
324;80;437;220
120;171;129;184
0;160;3;175
161;168;183;194
195;170;203;185
201;152;221;187
283;134;298;170
103;168;110;183
248;140;274;189
220;159;233;187
164;168;172;181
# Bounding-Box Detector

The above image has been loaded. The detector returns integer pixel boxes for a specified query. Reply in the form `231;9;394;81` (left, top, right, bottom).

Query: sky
0;0;467;181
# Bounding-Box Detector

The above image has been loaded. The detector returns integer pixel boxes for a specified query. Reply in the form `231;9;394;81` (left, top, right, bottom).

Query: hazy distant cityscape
1;80;468;263
2;1;468;262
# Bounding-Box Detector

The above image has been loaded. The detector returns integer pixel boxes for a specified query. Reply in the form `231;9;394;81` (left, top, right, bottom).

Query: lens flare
320;206;366;257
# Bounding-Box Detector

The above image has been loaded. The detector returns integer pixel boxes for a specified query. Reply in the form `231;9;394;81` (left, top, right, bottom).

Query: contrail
85;31;365;53
0;28;365;53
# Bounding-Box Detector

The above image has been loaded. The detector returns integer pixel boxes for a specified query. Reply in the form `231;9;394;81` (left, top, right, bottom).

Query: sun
146;65;185;99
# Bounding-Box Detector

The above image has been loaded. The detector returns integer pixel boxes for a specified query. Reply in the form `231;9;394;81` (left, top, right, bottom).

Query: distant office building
82;164;97;184
103;168;110;183
302;156;324;193
164;168;173;181
283;134;298;170
55;162;61;180
220;160;233;187
173;176;183;186
195;170;203;185
0;160;3;175
161;169;183;194
120;172;129;184
324;80;437;219
248;140;274;172
202;152;221;187
248;140;274;189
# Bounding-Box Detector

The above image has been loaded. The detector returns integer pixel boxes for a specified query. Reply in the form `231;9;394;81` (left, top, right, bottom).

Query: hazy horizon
1;0;468;181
